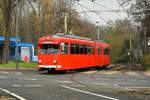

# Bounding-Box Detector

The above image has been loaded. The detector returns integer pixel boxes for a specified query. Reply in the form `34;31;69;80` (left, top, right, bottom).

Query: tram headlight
46;37;50;39
39;59;42;63
53;60;57;64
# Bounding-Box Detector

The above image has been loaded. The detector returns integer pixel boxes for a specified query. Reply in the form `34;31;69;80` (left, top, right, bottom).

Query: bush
141;54;150;70
112;54;130;63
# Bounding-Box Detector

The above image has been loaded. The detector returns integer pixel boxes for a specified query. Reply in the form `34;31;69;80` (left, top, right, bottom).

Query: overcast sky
74;0;128;25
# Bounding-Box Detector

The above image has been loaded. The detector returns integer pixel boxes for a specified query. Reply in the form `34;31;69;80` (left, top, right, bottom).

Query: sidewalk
0;68;36;71
82;70;150;76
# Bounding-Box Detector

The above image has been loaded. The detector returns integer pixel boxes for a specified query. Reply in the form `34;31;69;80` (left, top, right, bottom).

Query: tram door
97;47;103;66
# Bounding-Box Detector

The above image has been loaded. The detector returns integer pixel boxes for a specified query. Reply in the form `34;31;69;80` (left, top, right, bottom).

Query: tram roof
39;34;110;45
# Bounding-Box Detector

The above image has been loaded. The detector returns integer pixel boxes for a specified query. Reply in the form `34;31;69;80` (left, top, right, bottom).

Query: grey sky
74;0;128;25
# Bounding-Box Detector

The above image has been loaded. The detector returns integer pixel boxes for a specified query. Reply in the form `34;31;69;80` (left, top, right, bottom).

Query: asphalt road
0;69;150;100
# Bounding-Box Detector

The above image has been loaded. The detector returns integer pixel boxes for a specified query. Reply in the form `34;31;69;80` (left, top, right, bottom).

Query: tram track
89;67;108;80
65;69;150;100
66;67;150;91
69;72;87;86
88;66;149;81
65;68;129;99
68;67;111;87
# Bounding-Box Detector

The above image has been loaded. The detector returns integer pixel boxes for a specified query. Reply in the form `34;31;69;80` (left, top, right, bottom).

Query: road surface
0;69;150;100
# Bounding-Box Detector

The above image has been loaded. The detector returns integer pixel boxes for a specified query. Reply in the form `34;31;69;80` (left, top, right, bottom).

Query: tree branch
0;2;4;11
0;4;2;9
11;0;21;9
26;0;36;11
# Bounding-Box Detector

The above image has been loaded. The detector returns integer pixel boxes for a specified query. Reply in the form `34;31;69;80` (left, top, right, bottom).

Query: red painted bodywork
38;35;110;71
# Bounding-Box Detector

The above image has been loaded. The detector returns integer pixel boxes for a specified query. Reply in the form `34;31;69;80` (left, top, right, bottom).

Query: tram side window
97;47;102;55
83;45;87;54
79;45;94;54
79;45;84;54
87;46;94;54
70;44;94;55
91;46;94;54
61;43;68;54
75;44;79;54
104;48;110;55
70;44;80;54
70;44;75;54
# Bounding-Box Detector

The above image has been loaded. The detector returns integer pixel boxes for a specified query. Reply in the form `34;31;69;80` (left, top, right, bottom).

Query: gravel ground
118;88;150;100
110;63;145;71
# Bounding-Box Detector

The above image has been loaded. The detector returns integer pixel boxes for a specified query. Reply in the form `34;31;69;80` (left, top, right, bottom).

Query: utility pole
129;33;132;62
144;26;148;54
97;28;100;40
64;13;68;34
38;0;41;36
69;0;72;34
96;21;100;40
16;0;19;71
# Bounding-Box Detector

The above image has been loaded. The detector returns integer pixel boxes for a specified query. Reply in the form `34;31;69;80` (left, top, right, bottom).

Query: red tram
38;34;110;72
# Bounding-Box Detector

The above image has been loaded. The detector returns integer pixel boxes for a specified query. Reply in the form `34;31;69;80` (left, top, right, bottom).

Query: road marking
70;85;86;87
93;83;111;86
12;85;22;87
34;75;40;77
0;77;6;79
15;72;23;75
62;85;119;100
56;81;73;83
0;72;9;74
93;83;121;88
12;85;43;88
0;87;26;100
18;78;37;81
113;84;120;87
24;78;37;81
24;85;43;87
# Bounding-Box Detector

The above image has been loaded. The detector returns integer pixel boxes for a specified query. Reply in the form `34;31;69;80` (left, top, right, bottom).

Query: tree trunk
2;1;12;63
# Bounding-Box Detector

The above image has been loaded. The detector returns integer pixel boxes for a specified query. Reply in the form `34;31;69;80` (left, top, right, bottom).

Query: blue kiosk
0;36;35;62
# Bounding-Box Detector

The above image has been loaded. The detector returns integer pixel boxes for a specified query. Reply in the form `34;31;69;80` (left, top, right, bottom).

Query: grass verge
0;61;37;69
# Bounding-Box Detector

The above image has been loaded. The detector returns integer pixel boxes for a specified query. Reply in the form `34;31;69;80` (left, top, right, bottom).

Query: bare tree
0;0;21;63
120;0;150;54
